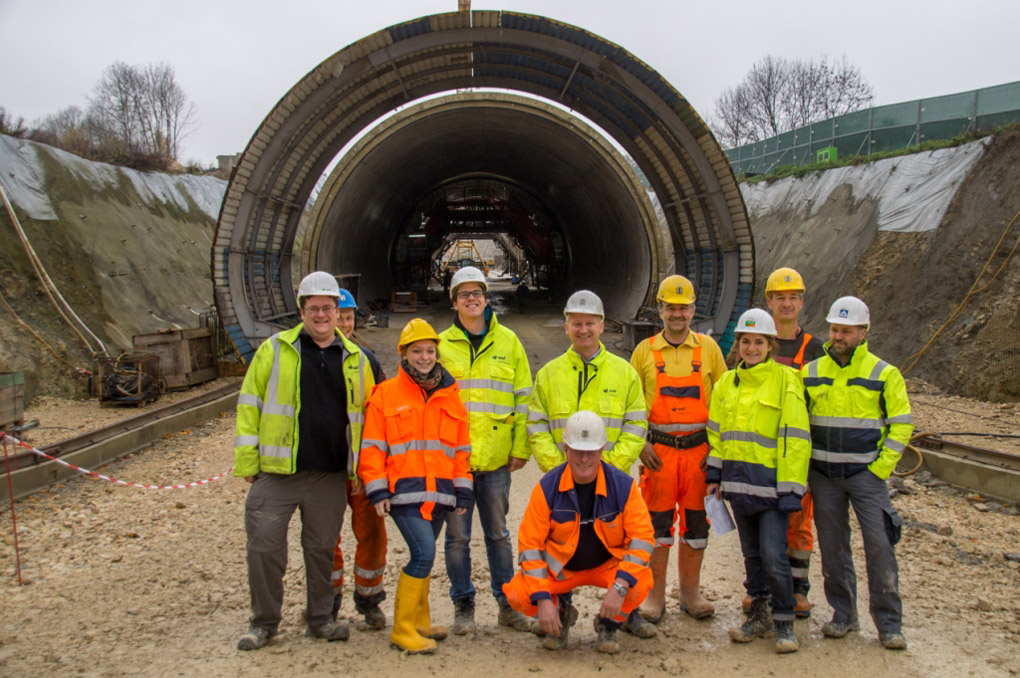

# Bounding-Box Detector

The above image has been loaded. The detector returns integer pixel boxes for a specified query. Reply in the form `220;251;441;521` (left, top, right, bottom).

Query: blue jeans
444;467;515;604
391;513;445;579
733;508;796;622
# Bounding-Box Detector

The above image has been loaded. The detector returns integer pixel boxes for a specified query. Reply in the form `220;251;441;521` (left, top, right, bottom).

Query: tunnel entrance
215;11;752;362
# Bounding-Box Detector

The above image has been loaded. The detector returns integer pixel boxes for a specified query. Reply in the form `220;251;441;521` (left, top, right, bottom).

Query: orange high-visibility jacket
516;460;655;604
359;366;472;520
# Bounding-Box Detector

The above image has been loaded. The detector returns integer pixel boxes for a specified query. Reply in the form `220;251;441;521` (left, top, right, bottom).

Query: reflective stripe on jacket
233;324;373;478
527;343;647;472
439;313;532;471
705;359;811;513
801;341;913;480
516;460;655;604
358;366;473;520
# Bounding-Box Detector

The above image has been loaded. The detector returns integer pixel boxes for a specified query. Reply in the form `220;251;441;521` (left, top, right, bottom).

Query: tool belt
647;427;708;450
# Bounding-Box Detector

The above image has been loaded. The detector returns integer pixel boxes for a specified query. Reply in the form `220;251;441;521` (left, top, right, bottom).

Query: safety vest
802;341;914;480
358;366;473;520
527;343;648;473
516;461;655;598
648;342;710;437
234;324;373;478
705;359;811;514
439;314;532;471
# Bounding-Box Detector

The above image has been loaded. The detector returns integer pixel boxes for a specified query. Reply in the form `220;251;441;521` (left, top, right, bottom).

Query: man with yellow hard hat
757;267;826;618
628;274;728;631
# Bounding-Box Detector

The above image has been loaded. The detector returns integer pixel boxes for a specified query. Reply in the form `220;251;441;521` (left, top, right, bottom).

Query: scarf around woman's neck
401;359;443;392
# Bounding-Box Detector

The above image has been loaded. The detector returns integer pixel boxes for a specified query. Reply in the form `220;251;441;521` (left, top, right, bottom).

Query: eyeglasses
304;305;337;315
456;290;485;300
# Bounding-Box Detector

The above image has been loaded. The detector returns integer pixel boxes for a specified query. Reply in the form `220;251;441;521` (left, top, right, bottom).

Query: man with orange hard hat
628;274;728;630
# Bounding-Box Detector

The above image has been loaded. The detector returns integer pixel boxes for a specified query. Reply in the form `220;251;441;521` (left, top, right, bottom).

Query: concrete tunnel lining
305;92;666;315
212;10;753;362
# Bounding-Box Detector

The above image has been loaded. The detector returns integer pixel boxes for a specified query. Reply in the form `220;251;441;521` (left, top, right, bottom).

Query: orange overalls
639;342;711;550
774;331;816;594
331;481;387;608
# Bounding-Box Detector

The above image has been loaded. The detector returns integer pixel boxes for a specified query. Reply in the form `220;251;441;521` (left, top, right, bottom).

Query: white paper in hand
704;491;736;536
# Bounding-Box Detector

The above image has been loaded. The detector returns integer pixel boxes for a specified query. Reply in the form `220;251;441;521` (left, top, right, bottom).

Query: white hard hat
735;308;777;336
826;296;870;327
562;410;607;452
297;271;340;302
563;290;605;318
449;266;488;299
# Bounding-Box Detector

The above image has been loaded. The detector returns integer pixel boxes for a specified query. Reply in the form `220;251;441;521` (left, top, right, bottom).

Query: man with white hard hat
234;271;376;650
527;290;647;474
503;411;655;654
436;266;537;635
803;296;912;650
628;274;727;629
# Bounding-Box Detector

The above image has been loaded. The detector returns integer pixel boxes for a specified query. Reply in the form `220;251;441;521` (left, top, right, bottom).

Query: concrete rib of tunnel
213;10;753;362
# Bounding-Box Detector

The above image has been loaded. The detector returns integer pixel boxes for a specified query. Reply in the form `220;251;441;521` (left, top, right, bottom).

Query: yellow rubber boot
390;571;437;654
416;573;448;640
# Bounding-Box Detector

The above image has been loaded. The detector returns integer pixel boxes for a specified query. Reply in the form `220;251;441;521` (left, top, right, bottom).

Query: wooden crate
0;372;25;428
390;291;418;312
132;327;218;391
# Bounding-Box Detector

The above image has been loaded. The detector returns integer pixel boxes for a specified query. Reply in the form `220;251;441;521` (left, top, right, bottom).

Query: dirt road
2;296;1018;677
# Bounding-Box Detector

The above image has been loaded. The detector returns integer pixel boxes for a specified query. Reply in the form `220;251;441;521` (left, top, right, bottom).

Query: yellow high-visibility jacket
527;343;647;473
801;341;913;480
439;313;532;471
705;359;811;514
233;324;374;478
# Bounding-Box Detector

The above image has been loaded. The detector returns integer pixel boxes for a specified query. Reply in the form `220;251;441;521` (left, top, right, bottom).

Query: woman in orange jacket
358;318;473;654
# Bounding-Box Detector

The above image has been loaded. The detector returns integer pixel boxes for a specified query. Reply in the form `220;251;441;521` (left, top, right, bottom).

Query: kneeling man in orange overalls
503;411;655;654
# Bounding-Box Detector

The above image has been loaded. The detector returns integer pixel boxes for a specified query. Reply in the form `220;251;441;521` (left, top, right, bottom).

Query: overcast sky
1;0;1017;164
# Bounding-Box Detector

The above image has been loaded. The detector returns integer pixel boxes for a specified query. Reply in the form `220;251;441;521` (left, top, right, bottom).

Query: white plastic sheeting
0;135;225;221
740;137;990;233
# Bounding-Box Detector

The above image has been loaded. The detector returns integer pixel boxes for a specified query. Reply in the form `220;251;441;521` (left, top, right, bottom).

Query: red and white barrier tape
1;432;232;490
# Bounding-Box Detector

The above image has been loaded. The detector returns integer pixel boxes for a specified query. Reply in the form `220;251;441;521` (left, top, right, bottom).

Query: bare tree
0;106;29;137
712;54;873;148
86;61;196;160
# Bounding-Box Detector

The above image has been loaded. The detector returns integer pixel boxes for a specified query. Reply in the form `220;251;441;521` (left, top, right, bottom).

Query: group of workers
233;264;912;657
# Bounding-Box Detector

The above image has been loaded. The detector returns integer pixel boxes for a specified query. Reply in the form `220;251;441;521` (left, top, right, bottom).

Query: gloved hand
777;494;803;513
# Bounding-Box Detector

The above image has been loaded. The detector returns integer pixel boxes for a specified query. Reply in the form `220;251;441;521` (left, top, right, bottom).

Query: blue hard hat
337;288;357;309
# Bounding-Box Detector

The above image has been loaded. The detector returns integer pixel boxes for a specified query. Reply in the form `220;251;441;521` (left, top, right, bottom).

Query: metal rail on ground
1;383;239;503
902;433;1020;503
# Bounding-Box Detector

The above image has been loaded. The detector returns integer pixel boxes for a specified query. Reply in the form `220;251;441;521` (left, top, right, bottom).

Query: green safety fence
725;81;1020;176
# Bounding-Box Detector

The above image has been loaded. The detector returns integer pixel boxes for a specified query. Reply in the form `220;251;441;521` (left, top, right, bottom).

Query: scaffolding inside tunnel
213;10;753;362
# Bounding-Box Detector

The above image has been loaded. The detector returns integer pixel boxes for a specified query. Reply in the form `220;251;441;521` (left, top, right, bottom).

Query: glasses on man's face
456;290;485;300
305;305;337;316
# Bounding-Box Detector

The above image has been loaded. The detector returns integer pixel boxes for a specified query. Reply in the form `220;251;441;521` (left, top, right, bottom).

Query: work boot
415;574;447;640
621;609;658;638
594;617;621;655
451;597;476;635
793;593;812;619
331;593;343;622
498;602;540;633
774;620;799;654
390;571;437;654
821;615;860;639
541;600;578;650
306;619;350;642
678;543;715;619
354;591;387;630
880;631;908;650
729;597;774;643
236;625;272;651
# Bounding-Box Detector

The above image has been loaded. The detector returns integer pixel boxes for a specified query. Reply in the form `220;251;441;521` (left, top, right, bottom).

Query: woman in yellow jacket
359;319;473;654
705;308;810;654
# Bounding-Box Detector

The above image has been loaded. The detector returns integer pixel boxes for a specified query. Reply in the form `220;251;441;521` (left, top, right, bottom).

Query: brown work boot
594;617;621;654
541;602;578;650
498;603;540;634
621;609;658;638
793;593;812;619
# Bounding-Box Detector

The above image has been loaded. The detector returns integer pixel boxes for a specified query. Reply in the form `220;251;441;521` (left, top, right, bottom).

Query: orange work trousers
639;443;710;549
502;557;653;624
332;479;387;600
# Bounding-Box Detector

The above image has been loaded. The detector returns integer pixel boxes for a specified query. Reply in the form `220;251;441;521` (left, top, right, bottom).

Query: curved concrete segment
213;10;752;361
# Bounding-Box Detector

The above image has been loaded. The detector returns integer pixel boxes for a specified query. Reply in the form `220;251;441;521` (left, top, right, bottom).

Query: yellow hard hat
397;318;441;352
765;267;806;295
656;275;696;305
